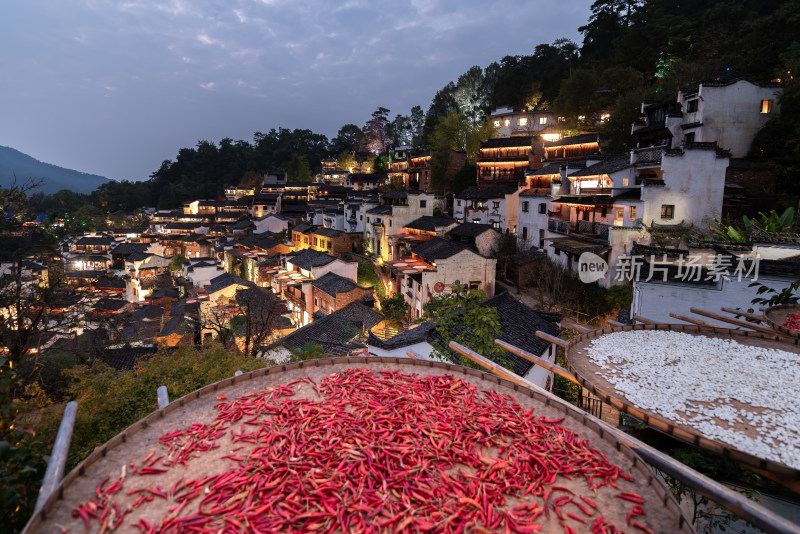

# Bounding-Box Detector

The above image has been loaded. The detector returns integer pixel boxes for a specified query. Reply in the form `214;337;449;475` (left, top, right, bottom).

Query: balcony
548;219;570;234
548;219;610;239
632;146;663;167
573;187;612;196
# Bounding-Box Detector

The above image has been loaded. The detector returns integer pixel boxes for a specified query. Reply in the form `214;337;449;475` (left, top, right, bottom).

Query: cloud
200;82;215;90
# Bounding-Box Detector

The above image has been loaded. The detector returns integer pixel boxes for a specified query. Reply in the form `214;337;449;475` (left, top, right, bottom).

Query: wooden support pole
453;341;800;534
689;307;793;338
607;319;624;327
563;321;592;333
449;341;532;389
404;350;419;359
157;386;169;409
494;339;580;385
720;307;767;324
633;315;657;325
534;330;569;349
669;312;719;328
35;401;78;512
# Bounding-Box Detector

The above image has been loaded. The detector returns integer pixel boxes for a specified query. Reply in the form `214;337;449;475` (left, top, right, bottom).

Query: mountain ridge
0;145;112;195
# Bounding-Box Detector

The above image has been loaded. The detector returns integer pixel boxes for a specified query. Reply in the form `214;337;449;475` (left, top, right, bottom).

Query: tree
337;152;357;173
454;66;490;127
287;154;312;182
554;69;600;128
451;164;478;194
409;105;425;148
329;124;363;155
380;295;409;326
361;107;391;154
235;286;287;359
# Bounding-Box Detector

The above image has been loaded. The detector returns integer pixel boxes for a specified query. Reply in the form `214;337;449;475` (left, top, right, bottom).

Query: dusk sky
1;0;593;184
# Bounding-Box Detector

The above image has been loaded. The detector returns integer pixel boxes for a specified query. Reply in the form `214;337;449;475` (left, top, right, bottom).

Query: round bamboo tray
566;324;800;481
25;357;693;533
763;304;800;338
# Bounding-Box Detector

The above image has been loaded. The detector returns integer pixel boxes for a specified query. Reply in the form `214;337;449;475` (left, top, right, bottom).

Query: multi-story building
489;106;559;140
364;191;435;262
476;137;537;186
382;237;497;320
453;186;518;230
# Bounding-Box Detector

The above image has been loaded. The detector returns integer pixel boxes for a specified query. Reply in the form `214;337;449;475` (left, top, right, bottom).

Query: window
420;200;427;208
582;210;590;221
661;204;675;219
366;217;370;223
389;220;392;227
629;206;637;221
518;117;528;126
686;99;699;113
600;206;607;217
360;215;363;221
314;297;318;307
314;238;318;246
539;229;544;248
492;222;500;229
456;200;461;207
684;132;695;143
761;99;773;114
327;241;332;250
492;201;500;209
622;178;629;186
504;119;510;127
554;248;561;256
522;201;529;212
522;227;528;239
473;219;481;224
538;203;546;214
539;117;547;125
493;120;500;128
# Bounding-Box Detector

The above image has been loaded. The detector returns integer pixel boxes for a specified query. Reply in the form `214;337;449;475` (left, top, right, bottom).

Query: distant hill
0;146;112;195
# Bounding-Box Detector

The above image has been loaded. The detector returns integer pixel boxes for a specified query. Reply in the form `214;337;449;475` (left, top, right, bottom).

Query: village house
368;292;561;389
453;186;518;231
253;213;290;234
310;272;374;318
344;194;380;234
447;223;502;257
364;191;436;262
185;259;225;289
70;235;117;254
489;106;559;140
391;216;459;258
543;133;600;162
383;237;497;320
476;137;537;186
309;227;362;255
249;193;281;218
345;173;388;190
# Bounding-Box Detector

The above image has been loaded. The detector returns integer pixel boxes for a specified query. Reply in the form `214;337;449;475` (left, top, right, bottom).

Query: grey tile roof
110;242;150;256
75;236;116;246
94;276;126;290
269;302;383;352
411;237;469;261
292;223;316;234
93;298;129;312
544;133;599;147
206;272;254;295
160;315;196;337
313;227;345;238
287;249;337;271
456;186;517;200
404;216;457;232
100;343;158;371
481;136;534;148
367;205;393;215
527;163;562;176
569;155;630;177
132;305;164;321
311;272;366;297
448;223;495;238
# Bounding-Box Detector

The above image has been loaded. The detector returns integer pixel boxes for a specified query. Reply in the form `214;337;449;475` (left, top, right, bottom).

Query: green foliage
605;285;632;312
710;219;747;243
357;261;385;299
750;279;800;307
287;154;312;182
0;423;48;534
289;342;326;362
749;207;796;233
426;287;512;371
337;152;356;172
33;345;266;472
169;253;188;272
379;295;409;326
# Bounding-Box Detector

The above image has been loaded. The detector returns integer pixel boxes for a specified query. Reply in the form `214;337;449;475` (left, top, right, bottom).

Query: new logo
578;252;608;283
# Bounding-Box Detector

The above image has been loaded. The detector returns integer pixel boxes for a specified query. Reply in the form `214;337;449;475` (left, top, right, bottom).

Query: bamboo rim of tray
763;304;800;338
25;357;693;533
566;323;800;481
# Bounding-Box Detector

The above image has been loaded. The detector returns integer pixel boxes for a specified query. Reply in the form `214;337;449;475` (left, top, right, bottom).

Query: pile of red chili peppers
782;312;800;332
72;369;652;533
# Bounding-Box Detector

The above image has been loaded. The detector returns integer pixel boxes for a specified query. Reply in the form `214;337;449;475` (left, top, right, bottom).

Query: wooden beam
405;350;419;359
35;401;78;512
563;321;592;333
535;330;569;349
494;339;580;385
449;341;800;534
633;315;657;325
449;341;532;389
720;307;766;324
607;319;624;327
689;308;793;338
669;312;718;328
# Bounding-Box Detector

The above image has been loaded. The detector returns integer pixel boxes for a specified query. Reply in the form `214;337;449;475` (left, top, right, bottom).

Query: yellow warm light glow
541;133;561;142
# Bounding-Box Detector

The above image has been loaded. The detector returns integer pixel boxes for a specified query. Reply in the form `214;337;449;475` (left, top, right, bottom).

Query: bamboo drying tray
25;357;693;534
566;324;800;482
763;304;800;338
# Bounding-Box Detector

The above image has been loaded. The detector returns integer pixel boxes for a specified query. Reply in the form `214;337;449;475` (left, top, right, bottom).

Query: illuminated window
661;204;674;219
539;117;547;125
493;201;500;209
629;206;637;221
600;113;611;122
518;117;528;126
622;178;629;186
577;115;586;122
761;99;773;113
558;116;566;123
504;119;510;127
493;120;500;128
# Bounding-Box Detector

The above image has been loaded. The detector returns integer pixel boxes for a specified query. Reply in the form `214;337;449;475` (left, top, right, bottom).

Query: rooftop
411;237;469;262
287;249;338;271
311;272;367;297
404;216;457;232
456;185;517;200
